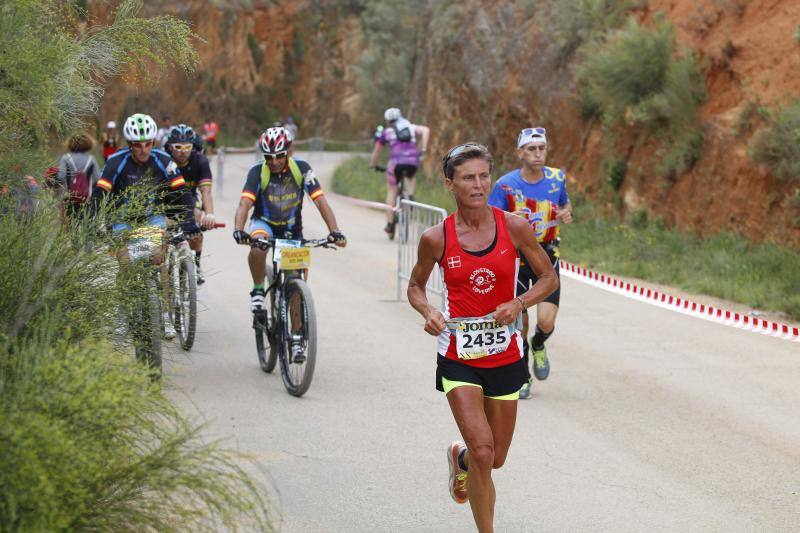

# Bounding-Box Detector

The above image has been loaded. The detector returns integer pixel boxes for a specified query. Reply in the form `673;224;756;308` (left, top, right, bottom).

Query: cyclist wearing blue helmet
165;124;216;284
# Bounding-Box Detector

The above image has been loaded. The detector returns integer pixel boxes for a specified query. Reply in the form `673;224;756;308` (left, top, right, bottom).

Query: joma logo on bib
469;268;496;294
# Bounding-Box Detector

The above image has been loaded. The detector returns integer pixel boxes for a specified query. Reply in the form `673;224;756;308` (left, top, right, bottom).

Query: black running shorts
436;354;528;398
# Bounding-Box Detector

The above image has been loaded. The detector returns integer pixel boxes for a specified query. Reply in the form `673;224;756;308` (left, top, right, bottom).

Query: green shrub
247;32;264;69
736;100;760;133
579;18;673;125
0;193;272;531
750;101;800;181
0;1;271;529
579;17;706;177
656;128;703;181
629;209;648;229
354;0;428;117
606;157;627;190
551;0;632;62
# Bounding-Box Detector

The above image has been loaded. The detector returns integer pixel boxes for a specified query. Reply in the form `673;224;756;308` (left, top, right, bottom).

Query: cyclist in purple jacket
369;107;430;236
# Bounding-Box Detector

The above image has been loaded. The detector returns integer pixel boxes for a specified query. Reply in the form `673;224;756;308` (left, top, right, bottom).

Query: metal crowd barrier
396;199;448;309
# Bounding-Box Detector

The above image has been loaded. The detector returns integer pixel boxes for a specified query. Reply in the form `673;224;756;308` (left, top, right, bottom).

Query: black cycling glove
328;230;346;245
182;220;201;236
233;229;251;244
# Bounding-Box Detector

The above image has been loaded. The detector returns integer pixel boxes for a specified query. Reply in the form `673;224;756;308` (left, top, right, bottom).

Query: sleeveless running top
437;207;523;368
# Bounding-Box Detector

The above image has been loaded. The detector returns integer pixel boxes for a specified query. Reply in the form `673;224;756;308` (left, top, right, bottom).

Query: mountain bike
124;226;163;377
166;221;226;350
243;236;336;397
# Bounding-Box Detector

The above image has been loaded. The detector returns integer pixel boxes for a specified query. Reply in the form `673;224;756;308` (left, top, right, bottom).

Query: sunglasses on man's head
130;141;153;149
264;151;288;161
170;143;193;152
520;127;546;136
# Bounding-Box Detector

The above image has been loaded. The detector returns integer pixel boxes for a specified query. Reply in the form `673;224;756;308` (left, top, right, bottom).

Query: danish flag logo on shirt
447;256;462;269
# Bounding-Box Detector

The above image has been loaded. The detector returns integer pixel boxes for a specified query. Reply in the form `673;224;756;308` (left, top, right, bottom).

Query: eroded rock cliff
97;0;800;245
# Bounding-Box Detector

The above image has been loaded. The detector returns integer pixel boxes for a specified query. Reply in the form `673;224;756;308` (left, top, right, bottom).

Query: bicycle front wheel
280;277;317;397
174;255;197;350
132;275;162;378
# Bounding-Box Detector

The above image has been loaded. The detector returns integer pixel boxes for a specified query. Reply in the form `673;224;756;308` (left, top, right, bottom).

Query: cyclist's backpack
394;118;414;142
65;153;94;205
260;157;304;192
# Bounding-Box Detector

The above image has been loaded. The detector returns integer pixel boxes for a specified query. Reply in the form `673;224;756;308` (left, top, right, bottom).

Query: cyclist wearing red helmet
233;127;347;310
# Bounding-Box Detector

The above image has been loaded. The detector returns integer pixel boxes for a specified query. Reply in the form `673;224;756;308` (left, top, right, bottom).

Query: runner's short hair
442;143;493;180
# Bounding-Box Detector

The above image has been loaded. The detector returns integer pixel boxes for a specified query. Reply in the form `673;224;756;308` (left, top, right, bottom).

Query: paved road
168;151;800;532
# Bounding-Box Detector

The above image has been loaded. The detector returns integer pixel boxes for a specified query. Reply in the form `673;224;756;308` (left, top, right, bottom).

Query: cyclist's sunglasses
130;141;154;149
170;143;193;152
441;143;489;177
264;151;288;161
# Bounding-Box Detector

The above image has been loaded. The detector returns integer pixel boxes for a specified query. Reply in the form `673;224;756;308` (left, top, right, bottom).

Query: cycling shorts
517;246;560;306
248;219;303;241
387;162;417;186
436;354;527;399
112;214;166;234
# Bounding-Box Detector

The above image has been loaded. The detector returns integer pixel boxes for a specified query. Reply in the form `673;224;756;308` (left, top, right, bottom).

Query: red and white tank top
437;207;522;368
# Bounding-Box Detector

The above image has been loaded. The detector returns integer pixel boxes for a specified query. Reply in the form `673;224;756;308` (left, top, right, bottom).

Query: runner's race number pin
448;317;513;360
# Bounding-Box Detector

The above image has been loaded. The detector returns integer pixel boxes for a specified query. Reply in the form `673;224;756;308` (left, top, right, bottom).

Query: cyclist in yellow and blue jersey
233;127;346;312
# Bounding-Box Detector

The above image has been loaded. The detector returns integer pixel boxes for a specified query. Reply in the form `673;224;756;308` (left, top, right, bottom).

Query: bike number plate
274;239;310;270
279;247;311;270
452;318;512;360
128;239;155;261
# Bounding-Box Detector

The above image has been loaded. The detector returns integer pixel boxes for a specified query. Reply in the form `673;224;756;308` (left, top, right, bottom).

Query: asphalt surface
167;151;800;533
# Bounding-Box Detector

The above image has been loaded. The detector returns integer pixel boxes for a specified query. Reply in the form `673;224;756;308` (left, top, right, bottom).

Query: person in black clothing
165;124;216;284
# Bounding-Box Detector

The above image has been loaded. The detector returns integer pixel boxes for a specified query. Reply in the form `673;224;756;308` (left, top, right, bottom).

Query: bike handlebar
170;221;227;244
372;165;387;172
244;237;337;251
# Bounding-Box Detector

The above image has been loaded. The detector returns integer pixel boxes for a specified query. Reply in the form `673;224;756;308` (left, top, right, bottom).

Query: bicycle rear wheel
174;255;197;350
280;277;317;397
254;264;278;373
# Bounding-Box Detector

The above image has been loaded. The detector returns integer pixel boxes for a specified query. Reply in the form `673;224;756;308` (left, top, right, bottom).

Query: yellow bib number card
279;246;311;270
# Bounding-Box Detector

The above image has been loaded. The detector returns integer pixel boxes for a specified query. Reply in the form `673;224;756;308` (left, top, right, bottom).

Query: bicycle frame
247;236;333;395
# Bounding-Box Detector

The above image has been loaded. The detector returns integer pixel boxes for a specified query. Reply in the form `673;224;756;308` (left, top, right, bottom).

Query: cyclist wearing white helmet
93;113;198;339
233;127;347;311
369;107;430;235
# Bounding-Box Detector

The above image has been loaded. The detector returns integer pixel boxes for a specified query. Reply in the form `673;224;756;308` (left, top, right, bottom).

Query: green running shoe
519;378;532;400
532;344;550;380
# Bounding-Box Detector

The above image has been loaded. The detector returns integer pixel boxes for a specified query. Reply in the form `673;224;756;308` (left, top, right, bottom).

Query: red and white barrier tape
559;260;800;343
